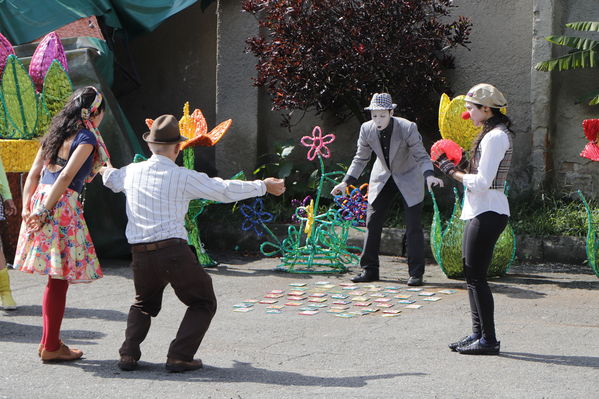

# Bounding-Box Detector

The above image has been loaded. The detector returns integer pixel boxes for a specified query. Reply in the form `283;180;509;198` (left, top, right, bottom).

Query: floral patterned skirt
14;184;102;283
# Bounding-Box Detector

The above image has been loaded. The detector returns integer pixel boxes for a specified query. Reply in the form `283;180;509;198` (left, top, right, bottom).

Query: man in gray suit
331;93;443;285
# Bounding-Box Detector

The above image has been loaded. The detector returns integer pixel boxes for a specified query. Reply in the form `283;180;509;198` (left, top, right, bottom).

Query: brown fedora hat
142;114;187;144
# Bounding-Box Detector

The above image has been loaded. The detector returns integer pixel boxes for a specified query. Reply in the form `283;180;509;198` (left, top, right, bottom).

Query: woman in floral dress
14;86;109;362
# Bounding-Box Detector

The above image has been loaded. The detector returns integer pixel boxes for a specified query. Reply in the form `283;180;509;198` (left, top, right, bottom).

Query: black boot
351;268;379;283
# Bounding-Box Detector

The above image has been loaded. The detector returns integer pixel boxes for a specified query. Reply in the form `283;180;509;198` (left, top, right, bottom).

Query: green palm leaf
1;55;38;138
535;50;598;71
545;35;599;51
590;93;599;106
566;21;599;32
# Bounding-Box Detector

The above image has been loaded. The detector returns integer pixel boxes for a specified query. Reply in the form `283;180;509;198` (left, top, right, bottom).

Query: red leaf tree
242;0;472;127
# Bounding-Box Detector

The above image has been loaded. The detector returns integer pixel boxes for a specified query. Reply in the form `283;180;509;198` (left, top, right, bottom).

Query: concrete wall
115;1;218;174
550;0;599;197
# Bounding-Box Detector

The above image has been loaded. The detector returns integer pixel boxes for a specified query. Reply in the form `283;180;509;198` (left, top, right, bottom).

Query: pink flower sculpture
0;32;15;77
300;126;335;161
28;32;68;92
580;119;599;162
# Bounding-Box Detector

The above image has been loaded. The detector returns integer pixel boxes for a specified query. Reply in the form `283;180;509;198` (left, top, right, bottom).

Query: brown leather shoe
165;357;203;372
41;343;83;362
117;355;138;371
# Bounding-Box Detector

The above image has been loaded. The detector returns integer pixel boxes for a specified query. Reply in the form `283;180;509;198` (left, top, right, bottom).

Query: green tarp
0;0;209;45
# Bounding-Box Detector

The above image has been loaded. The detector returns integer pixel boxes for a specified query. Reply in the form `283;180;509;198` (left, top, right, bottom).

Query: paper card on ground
394;294;412;299
233;307;254;312
330;305;350;310
233;303;253;308
288;291;306;296
382;313;401;317
299;310;319;315
351;296;369;301
438;289;457;295
342;286;359;290
258;299;278;304
422;297;441;302
418;291;435;297
285;302;304;306
369;293;387;298
309;293;327;298
315;281;330;285
242;299;259;303
266;309;282;314
373;298;391;303
353;302;371;307
308;297;327;303
289;283;307;287
406;288;423;292
331;294;349;299
266;305;284;309
382;309;401;314
404;304;423;309
376;303;394;308
264;294;284;298
326;308;347;313
335;313;355;318
307;303;327;308
332;300;351;305
286;296;306;301
351;291;366;296
398;300;415;304
270;289;284;294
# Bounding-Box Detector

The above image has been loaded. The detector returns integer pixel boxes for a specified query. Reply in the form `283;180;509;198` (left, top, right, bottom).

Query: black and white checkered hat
364;93;397;111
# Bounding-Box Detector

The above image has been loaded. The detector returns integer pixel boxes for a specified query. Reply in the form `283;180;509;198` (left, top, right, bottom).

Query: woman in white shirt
437;83;512;355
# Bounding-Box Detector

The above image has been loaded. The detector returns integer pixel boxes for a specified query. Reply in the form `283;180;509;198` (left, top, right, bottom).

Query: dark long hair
40;87;105;165
468;106;512;172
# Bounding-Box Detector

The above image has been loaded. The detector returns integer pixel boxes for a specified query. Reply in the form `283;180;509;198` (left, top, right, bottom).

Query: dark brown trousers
119;239;217;362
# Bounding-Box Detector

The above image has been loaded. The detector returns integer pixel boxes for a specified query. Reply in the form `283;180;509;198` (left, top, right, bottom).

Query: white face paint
371;110;392;131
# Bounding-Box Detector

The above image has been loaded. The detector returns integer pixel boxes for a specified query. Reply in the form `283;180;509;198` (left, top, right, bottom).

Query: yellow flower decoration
0;139;40;172
178;102;196;140
303;199;315;238
439;93;507;150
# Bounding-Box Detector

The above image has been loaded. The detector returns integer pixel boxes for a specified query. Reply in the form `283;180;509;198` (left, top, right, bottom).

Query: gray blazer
345;117;433;207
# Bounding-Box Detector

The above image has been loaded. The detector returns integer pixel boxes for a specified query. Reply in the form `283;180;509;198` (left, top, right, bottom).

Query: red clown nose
461;111;471;120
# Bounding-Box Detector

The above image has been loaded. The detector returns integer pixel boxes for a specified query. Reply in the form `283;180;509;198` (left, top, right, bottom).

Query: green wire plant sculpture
430;187;516;279
248;126;363;273
578;190;599;277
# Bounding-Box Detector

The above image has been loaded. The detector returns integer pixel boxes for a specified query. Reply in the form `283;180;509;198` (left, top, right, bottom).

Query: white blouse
460;128;511;220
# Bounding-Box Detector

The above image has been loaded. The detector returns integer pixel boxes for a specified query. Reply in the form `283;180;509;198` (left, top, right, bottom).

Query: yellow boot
0;267;17;310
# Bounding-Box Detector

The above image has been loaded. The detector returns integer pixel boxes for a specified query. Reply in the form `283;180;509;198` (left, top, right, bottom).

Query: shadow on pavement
1;305;127;321
61;359;425;386
501;352;599;369
0;320;106;346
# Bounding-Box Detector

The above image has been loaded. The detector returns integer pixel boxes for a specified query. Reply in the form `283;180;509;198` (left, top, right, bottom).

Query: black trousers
360;179;425;278
119;239;217;362
462;211;508;342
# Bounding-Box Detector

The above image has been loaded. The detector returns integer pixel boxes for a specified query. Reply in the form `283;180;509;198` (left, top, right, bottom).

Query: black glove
457;150;469;171
436;154;456;176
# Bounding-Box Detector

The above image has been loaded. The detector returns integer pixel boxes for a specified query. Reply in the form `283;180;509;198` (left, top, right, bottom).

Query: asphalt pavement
1;254;598;399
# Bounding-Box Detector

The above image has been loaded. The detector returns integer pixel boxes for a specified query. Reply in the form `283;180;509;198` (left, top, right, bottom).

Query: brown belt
131;238;186;253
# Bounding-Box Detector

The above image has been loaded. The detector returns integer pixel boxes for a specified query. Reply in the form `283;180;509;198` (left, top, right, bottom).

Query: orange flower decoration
144;102;232;149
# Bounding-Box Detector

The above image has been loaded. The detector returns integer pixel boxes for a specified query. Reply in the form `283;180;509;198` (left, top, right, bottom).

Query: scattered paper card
299;310;319;316
438;289;457;295
404;304;423;309
285;302;304;306
422;297;441;302
258;299;278;304
406;288;423;292
233;307;254;312
418;292;435;297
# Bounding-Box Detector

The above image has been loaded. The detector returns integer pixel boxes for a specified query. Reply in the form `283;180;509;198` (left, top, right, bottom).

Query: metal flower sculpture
334;184;368;227
300;126;335;161
240;198;274;237
290;195;312;224
249;125;363;273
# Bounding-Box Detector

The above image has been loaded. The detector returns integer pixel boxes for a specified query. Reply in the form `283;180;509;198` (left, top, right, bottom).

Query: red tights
41;277;69;352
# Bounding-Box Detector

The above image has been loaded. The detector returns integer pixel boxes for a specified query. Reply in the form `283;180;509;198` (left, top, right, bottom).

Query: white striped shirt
102;154;266;244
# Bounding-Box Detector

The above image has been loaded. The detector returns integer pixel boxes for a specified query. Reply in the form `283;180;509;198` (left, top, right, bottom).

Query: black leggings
462;211;508;342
